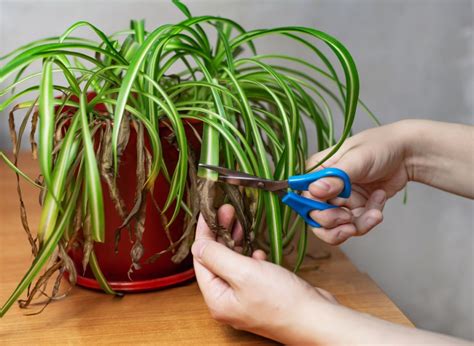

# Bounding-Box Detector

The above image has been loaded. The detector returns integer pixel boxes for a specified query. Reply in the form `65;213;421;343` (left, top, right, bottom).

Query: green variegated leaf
38;59;54;187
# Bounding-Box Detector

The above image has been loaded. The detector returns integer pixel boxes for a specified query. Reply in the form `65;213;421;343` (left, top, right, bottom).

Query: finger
311;223;357;245
303;187;368;213
193;205;236;285
195;212;216;242
309;207;352;229
193;256;232;309
215;204;236;245
193;214;219;284
232;220;244;246
193;211;236;304
308;176;346;201
353;209;383;236
351;190;386;235
366;189;387;211
307;152;368;200
192;238;254;287
252;249;267;261
328;188;370;209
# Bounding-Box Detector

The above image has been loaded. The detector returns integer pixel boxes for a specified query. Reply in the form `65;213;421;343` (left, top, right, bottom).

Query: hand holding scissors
199;164;351;228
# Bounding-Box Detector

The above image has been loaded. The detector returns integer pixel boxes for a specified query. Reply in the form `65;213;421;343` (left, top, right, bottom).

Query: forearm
400;119;474;198
295;301;469;345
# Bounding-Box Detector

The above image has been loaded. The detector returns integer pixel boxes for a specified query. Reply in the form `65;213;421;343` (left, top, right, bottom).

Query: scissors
199;164;352;228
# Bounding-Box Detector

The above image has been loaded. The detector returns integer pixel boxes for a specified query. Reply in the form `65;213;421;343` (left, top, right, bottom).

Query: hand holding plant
193;203;470;345
192;204;339;344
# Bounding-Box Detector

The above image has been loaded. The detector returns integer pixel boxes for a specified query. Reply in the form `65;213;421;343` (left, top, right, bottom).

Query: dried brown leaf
198;178;234;248
18;258;62;311
30;110;39;159
8;107;18;156
128;121;148;277
82;213;93;274
171;147;199;263
220;183;253;254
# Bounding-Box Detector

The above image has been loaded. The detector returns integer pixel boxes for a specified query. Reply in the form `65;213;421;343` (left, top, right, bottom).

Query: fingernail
373;191;386;204
313;180;331;192
191;239;208;258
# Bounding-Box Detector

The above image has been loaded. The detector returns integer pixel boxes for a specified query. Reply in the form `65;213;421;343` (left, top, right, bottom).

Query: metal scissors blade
198;164;288;193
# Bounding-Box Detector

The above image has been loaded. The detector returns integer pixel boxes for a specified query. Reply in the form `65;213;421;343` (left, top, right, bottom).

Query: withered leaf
198;178;234;248
171;147;199;263
82;213;93;274
30;109;39;159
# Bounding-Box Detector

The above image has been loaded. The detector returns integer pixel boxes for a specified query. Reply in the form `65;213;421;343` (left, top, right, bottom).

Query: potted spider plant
0;0;373;316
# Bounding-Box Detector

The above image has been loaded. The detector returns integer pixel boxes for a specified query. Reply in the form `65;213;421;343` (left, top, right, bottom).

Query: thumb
307;151;365;200
192;239;253;287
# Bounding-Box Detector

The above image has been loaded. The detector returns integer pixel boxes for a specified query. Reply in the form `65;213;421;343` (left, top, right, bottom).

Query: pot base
71;268;195;293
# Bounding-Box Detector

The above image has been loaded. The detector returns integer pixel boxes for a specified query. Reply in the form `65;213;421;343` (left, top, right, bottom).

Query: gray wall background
1;0;473;340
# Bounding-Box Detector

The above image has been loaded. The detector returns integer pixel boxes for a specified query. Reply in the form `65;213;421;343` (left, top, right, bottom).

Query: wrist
279;297;341;345
394;119;434;183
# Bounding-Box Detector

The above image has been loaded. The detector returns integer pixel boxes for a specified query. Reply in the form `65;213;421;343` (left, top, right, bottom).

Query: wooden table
0;154;412;344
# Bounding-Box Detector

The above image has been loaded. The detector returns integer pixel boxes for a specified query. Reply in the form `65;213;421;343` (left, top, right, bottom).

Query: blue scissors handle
283;168;351;228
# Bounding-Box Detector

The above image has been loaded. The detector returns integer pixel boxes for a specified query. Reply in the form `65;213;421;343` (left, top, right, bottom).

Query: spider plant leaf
293;221;307;272
0;168;82;317
229;27;360;168
0;36;94;61
59;21;127;64
215;22;235;74
131;19;146;45
79;91;105;242
39;115;81;241
38;59;54;188
224;68;283;264
0;152;42;188
89;250;117;295
112;24;172;173
172;0;192;18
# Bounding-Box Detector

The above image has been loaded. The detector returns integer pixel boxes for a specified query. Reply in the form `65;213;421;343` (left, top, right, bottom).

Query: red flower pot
63;93;199;292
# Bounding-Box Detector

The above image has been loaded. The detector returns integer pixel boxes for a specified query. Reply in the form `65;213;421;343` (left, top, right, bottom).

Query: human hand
305;121;411;245
193;204;468;346
192;204;338;344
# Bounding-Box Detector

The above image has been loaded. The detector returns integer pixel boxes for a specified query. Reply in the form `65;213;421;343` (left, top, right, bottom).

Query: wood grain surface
0;154;413;344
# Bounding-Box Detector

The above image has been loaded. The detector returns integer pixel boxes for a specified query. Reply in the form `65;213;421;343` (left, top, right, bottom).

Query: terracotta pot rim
66;267;195;293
